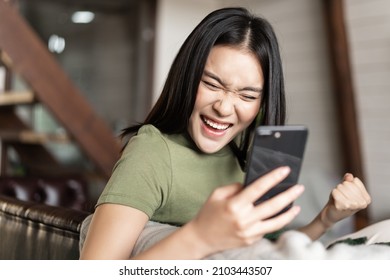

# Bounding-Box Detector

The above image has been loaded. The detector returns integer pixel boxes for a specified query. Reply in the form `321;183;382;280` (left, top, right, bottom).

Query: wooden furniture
0;1;121;179
322;0;369;229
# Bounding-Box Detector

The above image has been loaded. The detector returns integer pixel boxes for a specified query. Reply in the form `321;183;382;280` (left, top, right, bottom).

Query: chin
200;147;221;154
196;140;226;154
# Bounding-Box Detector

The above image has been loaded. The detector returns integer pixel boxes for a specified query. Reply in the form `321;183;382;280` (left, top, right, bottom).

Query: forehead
204;45;264;86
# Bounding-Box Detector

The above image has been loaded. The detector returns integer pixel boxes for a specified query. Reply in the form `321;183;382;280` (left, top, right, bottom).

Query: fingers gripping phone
244;125;308;215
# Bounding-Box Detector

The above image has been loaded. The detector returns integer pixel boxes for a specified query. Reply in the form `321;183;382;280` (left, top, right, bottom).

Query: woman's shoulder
121;125;193;161
137;124;162;135
136;124;164;139
123;125;167;153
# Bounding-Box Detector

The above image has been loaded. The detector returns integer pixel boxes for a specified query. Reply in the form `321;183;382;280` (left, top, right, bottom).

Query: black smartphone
244;125;308;214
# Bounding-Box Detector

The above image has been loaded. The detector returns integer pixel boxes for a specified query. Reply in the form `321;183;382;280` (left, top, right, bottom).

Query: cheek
193;88;204;109
237;102;261;125
189;89;207;126
192;87;217;115
190;89;202;115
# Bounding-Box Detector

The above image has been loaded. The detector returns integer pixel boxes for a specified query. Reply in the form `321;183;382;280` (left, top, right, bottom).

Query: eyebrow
203;70;263;94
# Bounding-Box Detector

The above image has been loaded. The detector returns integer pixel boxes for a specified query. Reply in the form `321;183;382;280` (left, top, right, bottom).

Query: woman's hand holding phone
244;126;308;212
187;166;304;257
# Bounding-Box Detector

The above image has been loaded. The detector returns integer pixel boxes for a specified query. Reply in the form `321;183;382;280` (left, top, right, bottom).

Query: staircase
0;1;121;180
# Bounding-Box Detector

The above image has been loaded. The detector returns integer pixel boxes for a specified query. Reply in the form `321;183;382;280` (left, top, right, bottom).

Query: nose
212;94;235;117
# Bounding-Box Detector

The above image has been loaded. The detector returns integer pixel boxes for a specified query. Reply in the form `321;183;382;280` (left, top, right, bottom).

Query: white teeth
203;117;229;130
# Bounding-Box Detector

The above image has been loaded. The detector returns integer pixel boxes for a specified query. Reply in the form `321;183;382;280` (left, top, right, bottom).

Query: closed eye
202;80;221;91
239;93;260;101
238;93;260;102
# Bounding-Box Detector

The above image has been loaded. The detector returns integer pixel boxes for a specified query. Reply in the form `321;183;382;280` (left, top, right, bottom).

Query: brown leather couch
0;176;92;259
0;194;90;259
0;176;91;211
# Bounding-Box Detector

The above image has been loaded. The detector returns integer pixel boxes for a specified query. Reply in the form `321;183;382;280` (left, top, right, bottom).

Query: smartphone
244;125;308;214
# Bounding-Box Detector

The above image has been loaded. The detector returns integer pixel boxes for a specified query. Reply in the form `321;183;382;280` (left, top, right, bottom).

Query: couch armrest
0;195;90;259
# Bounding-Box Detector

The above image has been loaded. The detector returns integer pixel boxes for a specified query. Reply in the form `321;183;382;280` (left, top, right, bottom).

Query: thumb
343;173;354;182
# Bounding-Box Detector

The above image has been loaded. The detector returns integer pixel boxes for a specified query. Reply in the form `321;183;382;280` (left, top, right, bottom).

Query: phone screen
244;126;308;210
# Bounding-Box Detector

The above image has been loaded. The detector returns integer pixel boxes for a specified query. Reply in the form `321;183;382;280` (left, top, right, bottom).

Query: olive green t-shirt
97;125;244;225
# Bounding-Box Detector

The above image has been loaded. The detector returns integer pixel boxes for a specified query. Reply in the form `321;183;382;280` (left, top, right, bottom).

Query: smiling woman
188;46;262;154
80;7;372;260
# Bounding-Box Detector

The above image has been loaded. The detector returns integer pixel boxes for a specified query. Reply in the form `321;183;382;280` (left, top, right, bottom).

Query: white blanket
80;215;390;259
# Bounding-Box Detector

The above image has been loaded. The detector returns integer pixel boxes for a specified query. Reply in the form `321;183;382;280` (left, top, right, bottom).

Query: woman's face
188;45;263;154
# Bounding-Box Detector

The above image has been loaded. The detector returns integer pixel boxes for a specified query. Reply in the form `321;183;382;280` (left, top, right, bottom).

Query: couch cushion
0;176;89;211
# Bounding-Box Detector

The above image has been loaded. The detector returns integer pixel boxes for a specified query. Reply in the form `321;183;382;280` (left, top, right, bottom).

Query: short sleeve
97;126;172;218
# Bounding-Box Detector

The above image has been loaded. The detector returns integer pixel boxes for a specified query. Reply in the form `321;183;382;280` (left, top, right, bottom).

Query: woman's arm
80;204;149;259
298;173;371;240
80;203;210;260
135;168;304;259
81;166;304;259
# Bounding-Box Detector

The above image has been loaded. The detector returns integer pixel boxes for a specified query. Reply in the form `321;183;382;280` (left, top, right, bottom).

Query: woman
80;7;370;260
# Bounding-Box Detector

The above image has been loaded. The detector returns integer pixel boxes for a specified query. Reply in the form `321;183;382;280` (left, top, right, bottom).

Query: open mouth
201;115;232;131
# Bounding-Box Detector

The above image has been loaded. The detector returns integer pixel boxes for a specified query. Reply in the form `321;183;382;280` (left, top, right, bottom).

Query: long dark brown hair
121;7;286;170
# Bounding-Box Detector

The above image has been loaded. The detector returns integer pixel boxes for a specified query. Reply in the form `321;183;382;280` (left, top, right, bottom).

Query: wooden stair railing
0;107;63;175
0;1;121;179
0;91;34;105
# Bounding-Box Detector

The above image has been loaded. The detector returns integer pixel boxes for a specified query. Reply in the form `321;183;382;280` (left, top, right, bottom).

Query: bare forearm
297;212;332;241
